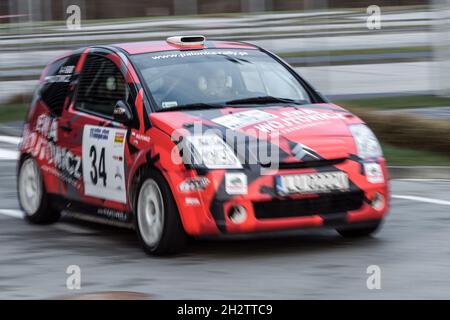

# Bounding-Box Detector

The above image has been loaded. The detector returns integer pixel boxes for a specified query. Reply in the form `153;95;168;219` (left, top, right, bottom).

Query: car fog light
228;205;247;224
371;193;385;211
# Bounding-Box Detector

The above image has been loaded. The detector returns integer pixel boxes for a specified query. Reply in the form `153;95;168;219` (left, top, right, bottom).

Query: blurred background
1;1;450;300
0;0;449;164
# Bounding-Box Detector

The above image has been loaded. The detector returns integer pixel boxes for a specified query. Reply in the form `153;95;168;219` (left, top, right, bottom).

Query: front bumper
169;158;390;236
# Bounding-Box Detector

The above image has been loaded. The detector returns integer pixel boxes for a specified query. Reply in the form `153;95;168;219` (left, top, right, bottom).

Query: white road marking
0;148;19;160
0;209;24;219
0;135;21;160
392;195;450;206
0;136;21;145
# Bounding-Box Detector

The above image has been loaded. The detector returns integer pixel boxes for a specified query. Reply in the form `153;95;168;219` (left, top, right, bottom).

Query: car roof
112;40;259;55
46;40;259;68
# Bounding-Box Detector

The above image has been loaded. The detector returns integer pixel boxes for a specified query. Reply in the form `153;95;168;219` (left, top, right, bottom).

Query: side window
74;54;129;118
40;55;79;117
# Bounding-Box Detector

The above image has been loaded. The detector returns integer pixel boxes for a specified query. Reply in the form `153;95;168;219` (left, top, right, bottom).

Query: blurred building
0;0;428;22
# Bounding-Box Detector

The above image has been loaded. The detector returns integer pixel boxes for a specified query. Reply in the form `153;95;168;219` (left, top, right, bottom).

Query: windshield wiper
156;103;224;112
225;96;306;105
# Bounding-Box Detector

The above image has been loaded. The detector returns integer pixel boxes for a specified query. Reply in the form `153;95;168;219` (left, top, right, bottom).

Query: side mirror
113;101;133;124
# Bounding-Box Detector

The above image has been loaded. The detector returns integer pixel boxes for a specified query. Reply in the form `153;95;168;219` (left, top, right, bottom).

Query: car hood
150;104;363;162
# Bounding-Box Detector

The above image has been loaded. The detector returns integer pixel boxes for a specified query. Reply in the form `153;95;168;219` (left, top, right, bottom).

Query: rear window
40;55;79;117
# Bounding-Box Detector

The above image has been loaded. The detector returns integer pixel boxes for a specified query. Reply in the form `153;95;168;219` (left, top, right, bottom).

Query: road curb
388;166;450;179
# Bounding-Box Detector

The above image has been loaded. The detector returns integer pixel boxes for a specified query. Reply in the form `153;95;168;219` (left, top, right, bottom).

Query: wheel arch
127;156;179;213
17;152;30;172
127;154;195;237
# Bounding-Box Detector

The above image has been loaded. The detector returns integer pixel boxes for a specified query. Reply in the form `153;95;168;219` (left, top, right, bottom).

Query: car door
59;52;136;211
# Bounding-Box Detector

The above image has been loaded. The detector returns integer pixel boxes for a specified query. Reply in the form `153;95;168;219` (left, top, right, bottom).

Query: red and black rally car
17;35;389;255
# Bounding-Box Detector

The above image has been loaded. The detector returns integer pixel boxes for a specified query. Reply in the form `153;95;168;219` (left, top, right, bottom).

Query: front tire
135;170;187;255
18;157;60;224
336;220;382;238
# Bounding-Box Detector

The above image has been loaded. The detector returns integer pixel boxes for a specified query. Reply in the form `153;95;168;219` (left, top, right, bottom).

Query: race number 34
82;126;127;203
89;145;107;186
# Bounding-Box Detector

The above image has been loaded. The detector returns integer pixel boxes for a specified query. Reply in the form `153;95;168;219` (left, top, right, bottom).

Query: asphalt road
0;159;450;299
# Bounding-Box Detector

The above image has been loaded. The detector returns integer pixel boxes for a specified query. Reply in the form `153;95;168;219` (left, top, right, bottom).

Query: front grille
253;191;364;220
261;158;346;169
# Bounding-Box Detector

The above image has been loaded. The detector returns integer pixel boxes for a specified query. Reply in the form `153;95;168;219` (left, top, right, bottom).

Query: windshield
131;49;312;110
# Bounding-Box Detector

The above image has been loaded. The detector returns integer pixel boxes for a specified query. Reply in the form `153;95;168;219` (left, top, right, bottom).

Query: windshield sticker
162;101;178;108
212;110;277;130
151;50;249;60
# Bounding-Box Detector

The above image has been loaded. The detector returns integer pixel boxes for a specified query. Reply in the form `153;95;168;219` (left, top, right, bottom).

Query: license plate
275;172;349;195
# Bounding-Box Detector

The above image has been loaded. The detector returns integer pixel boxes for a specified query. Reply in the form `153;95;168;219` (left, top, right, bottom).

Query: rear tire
134;170;187;255
336;221;382;238
18;157;60;224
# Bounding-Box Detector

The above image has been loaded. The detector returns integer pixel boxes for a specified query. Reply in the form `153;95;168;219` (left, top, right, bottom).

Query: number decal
89;145;107;187
99;147;107;187
82;126;127;203
89;145;97;185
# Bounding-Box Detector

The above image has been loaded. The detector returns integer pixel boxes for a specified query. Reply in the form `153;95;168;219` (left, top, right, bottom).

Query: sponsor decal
151;50;248;60
35;113;58;141
253;109;346;135
114;132;125;144
225;172;248;195
23;114;81;184
44;65;76;83
179;177;210;192
89;127;109;140
185;197;201;206
212;110;276;130
59;65;75;74
41;164;81;189
131;131;151;142
45;74;71;83
97;208;129;222
364;162;384;184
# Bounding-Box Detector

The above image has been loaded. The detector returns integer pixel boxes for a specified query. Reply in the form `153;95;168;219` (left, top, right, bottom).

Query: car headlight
184;134;242;169
349;124;383;159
